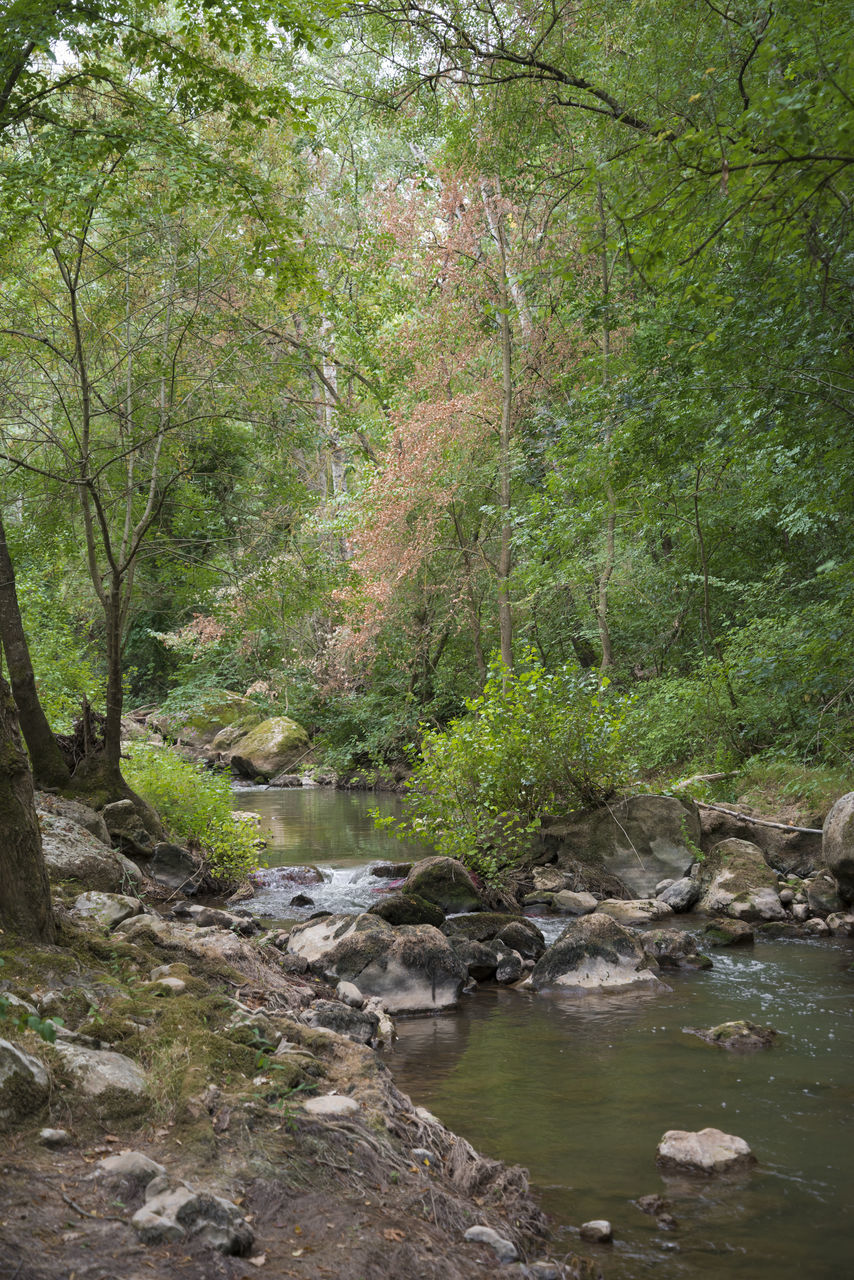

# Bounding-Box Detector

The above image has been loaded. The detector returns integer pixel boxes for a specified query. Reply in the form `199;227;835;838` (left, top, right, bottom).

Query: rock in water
596;898;674;926
683;1020;778;1051
656;1127;756;1174
822;792;854;903
318;921;467;1013
401;856;483;912
530;914;664;992
694;839;785;921
367;891;445;927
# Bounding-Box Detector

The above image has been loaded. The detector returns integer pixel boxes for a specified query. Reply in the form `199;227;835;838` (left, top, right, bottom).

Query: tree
0;670;55;942
0;79;292;795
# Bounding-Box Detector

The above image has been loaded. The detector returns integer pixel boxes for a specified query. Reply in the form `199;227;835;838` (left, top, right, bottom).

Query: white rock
580;1219;612;1242
656;1126;756;1174
463;1224;518;1262
54;1043;146;1105
336;980;364;1008
302;1094;360;1118
72;891;141;929
596;898;674;925
552;890;598;915
96;1151;166;1185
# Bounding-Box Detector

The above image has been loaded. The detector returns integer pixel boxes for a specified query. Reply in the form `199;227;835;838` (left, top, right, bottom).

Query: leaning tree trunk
0;512;71;789
0;672;55;941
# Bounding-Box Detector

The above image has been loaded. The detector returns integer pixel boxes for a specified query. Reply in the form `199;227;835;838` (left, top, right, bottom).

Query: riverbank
0;860;583;1280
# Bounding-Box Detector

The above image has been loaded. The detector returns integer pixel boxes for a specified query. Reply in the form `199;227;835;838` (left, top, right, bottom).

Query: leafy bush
386;653;633;882
124;742;260;887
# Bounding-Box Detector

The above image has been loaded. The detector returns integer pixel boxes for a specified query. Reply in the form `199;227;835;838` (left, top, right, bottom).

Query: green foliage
389;653;633;881
123;742;259;887
16;578;106;732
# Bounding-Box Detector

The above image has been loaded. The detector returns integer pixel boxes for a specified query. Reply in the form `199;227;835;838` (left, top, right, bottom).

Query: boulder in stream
402;856;483;913
694;839;785;921
683;1020;778;1051
823;791;854;902
537;794;701;896
441;912;545;959
530;914;664;993
317;920;467;1013
367;892;445;927
656;1127;756;1175
595;898;674;926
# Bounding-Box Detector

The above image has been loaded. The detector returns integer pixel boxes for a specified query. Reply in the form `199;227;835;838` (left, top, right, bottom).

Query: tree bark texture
0;672;55;941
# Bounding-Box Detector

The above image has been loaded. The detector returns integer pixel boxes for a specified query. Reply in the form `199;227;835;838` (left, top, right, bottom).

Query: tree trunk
0;511;71;789
595;184;617;670
496;223;514;675
0;672;55;941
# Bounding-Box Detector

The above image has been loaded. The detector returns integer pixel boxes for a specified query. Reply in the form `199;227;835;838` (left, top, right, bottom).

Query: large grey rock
39;812;142;892
224;715;309;779
54;1043;146;1111
401;856;483;913
71;891;141;929
0;1039;49;1124
147;842;199;892
132;1184;253;1254
694;839;785;921
658;877;701;912
531;914;664;992
700;803;821;878
596;898;674;926
805;875;846;917
823;792;854;903
102;799;155;858
538;795;701;896
153;690;261;750
287;913;384;965
317;921;467;1014
656;1127;756;1174
35;792;110;846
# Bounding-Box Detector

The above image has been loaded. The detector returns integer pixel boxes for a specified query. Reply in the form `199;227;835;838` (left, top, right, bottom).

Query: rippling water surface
238;787;854;1278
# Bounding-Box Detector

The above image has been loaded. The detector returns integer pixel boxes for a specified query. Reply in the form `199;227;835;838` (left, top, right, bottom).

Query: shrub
385;652;634;882
124;742;259;888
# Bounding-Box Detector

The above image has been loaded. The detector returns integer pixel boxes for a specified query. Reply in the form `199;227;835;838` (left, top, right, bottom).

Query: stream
236;785;854;1279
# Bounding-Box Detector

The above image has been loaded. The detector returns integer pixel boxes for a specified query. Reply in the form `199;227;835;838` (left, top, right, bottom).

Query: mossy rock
684;1020;779;1051
531;913;663;992
367;892;445;927
401;857;483;913
154;691;263;749
442;912;545;959
226;716;310;779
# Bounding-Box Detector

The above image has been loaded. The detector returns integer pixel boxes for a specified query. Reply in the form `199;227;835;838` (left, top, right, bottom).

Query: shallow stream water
237;786;854;1279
